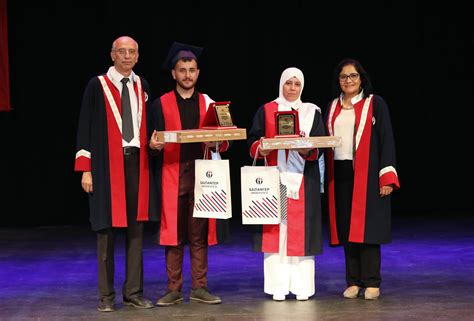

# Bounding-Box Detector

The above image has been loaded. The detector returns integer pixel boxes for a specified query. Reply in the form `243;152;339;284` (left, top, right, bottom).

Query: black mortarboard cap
162;41;204;71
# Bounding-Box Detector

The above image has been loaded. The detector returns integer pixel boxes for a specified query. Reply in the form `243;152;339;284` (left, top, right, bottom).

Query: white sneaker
343;286;360;299
296;295;308;301
364;287;380;300
272;294;285;301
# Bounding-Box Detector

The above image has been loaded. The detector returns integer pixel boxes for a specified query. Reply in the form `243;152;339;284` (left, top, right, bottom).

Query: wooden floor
0;213;473;321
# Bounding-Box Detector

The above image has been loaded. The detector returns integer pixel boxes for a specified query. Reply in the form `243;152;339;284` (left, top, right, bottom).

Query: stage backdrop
0;0;10;111
0;1;471;227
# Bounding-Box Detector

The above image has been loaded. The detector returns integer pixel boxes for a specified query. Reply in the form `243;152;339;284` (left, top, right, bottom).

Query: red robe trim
74;149;91;171
287;183;306;256
257;101;306;256
98;75;150;227
134;79;151;222
159;91;218;245
350;97;372;242
380;166;400;189
327;96;373;244
260;102;279;252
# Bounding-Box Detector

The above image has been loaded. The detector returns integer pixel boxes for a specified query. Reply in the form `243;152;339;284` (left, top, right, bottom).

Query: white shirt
107;67;140;148
334;108;355;160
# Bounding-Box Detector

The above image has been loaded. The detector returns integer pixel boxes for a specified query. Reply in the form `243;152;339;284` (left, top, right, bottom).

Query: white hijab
273;67;318;200
274;67;304;110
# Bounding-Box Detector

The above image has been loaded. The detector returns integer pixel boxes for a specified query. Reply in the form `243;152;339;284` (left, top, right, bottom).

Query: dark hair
173;57;199;69
331;58;373;99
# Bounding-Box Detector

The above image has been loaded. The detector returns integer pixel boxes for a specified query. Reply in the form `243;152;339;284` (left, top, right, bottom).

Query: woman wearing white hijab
248;67;326;301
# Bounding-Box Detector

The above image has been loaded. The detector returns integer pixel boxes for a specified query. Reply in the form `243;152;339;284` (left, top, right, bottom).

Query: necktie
121;78;134;143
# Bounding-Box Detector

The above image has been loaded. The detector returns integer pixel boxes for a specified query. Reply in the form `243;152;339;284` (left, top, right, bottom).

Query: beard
176;78;196;90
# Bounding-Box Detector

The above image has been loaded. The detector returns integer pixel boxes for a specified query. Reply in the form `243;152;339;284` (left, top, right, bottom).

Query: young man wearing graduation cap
148;42;230;305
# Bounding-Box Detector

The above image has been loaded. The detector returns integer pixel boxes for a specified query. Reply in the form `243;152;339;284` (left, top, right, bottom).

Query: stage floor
0;213;473;321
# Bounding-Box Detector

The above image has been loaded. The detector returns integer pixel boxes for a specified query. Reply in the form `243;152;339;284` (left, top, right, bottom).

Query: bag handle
253;144;268;166
204;142;221;160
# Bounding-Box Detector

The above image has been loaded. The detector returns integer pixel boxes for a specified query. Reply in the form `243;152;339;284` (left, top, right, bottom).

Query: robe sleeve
302;109;327;161
247;105;266;159
373;95;400;189
147;98;166;156
74;78;97;172
218;140;229;153
308;108;327;192
148;98;165;134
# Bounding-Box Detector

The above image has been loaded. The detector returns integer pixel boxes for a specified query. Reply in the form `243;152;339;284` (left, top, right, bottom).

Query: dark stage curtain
0;0;11;111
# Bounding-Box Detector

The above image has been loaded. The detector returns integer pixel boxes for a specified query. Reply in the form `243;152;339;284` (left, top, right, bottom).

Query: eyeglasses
112;48;138;56
339;73;360;82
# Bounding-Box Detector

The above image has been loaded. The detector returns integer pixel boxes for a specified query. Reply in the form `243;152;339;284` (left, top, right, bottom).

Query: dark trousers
166;160;208;292
334;160;382;288
344;243;381;288
97;149;144;302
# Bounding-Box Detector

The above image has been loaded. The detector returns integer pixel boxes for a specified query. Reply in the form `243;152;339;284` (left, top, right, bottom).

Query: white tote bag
240;154;281;225
193;148;232;219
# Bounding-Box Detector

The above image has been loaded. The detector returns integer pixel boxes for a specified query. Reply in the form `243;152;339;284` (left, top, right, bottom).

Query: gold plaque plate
215;104;234;127
276;113;296;136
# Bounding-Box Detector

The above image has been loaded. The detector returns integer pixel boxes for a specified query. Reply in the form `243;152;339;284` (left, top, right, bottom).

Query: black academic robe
326;94;400;245
248;101;326;256
148;90;230;246
75;74;158;231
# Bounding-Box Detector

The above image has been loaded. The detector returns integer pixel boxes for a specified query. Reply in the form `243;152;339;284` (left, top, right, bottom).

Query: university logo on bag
241;166;280;224
195;163;227;214
242;179;279;220
193;159;232;219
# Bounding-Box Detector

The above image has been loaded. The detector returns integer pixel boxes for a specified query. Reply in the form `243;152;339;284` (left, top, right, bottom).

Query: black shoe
156;291;184;306
123;296;154;309
97;300;115;312
190;287;222;304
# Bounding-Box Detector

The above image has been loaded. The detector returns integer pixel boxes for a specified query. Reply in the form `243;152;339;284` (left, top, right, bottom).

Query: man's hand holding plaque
204;141;221;150
149;130;165;151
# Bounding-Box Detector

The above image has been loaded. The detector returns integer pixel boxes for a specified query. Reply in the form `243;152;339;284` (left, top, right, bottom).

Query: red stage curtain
0;0;11;111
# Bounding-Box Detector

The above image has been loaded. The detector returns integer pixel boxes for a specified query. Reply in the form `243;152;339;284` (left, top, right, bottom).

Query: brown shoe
190;287;222;304
156;291;184;306
123;296;154;309
343;286;361;299
97;300;114;312
364;287;380;300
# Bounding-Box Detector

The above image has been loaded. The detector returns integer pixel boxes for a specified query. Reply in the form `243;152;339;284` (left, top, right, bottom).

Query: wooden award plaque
260;136;342;150
155;128;247;143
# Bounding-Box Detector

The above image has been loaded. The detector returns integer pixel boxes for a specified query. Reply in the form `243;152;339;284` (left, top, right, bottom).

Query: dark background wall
0;1;471;227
